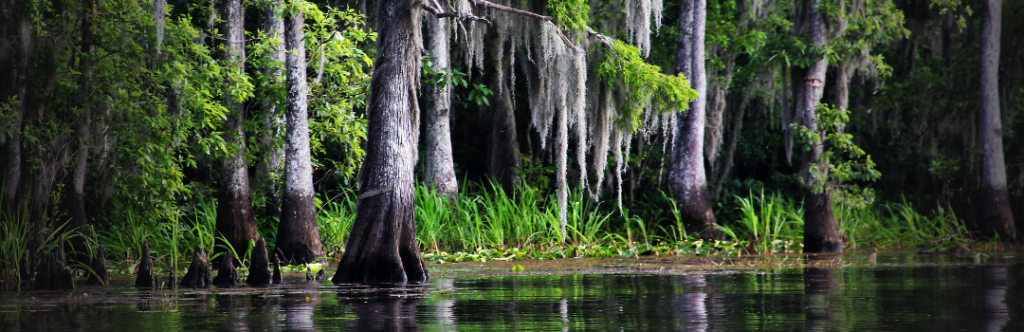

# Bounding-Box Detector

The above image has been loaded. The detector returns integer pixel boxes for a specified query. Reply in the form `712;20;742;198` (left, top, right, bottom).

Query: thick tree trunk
332;0;429;285
488;48;521;194
669;0;718;236
276;6;325;264
800;0;842;253
833;65;851;110
17;37;66;257
68;1;97;259
422;13;458;197
256;0;286;220
215;0;259;255
1;13;31;211
978;0;1016;239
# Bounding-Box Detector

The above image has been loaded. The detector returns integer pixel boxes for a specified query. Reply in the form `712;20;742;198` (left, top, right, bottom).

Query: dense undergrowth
0;181;985;285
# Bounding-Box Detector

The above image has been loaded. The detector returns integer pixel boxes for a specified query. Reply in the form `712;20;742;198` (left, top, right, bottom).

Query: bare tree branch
469;0;552;21
434;0;578;51
422;1;492;25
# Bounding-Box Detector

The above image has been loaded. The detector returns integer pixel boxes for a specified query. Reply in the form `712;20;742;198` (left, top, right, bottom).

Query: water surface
2;253;1022;331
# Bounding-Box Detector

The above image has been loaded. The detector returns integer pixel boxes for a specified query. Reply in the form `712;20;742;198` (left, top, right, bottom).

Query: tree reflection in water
215;294;250;331
338;288;425;332
4;257;1024;331
804;255;838;332
983;266;1009;332
431;278;457;331
674;274;709;332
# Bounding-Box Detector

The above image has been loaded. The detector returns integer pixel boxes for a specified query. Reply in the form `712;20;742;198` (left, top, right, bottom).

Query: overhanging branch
423;0;492;25
424;0;578;52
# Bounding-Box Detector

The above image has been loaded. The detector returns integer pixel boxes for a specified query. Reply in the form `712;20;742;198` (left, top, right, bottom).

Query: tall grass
838;198;969;249
411;181;612;253
717;191;803;253
711;190;972;254
318;193;357;259
0;207;29;290
97;195;219;274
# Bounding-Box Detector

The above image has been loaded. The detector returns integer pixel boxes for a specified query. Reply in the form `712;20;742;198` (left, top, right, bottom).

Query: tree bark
711;97;750;200
800;0;842;253
276;5;325;264
256;0;286;221
422;12;458;197
1;12;31;211
332;0;429;285
67;1;98;260
246;238;272;285
488;44;521;194
978;0;1016;240
215;0;260;256
669;0;718;236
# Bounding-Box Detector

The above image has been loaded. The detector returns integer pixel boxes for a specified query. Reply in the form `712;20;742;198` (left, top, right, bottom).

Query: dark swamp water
2;252;1024;331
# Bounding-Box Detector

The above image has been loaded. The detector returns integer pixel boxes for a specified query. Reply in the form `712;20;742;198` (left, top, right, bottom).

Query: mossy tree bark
799;0;842;253
669;0;718;236
978;0;1016;240
276;4;325;264
422;12;458;198
332;0;428;285
215;0;260;256
488;39;521;194
256;0;286;221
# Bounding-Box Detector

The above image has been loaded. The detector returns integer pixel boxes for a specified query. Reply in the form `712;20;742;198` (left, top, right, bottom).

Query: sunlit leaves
792;104;882;209
548;0;590;37
597;40;697;133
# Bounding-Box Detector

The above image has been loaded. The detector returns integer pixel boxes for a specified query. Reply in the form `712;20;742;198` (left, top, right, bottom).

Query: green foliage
0;205;29;290
317;195;357;259
717;191;804;254
839;199;970;250
0;96;17;138
597;40;698;132
792;104;881;209
547;0;590;37
422;61;493;107
304;6;375;189
929;0;972;30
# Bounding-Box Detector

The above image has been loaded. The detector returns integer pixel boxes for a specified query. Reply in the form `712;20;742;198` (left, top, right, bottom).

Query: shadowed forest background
1;0;1023;287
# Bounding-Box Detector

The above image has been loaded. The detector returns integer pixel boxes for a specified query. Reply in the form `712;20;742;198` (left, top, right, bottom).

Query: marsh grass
3;181;982;279
0;205;29;290
318;194;356;259
838;198;970;249
711;190;973;254
410;181;611;254
716;191;804;254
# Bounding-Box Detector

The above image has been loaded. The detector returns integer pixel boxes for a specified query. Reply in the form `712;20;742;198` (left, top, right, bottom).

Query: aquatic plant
838;198;970;250
0;205;29;290
717;190;804;254
317;195;357;259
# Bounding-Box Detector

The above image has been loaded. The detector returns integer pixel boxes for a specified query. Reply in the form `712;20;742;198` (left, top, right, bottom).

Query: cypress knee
246;238;272;285
180;246;212;288
86;243;109;287
134;241;156;288
271;252;282;284
212;251;239;287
